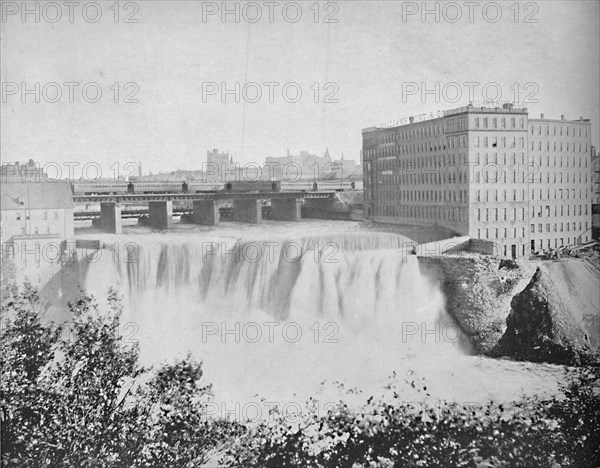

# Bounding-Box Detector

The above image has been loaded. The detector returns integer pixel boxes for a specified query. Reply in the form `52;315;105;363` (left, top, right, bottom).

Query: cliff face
490;262;600;365
418;256;600;365
418;255;536;354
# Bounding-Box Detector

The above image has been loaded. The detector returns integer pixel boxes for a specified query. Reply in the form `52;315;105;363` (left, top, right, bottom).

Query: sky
1;0;599;177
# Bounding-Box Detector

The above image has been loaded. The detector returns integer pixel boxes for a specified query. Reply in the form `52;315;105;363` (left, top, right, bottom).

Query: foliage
1;284;599;467
0;284;239;467
221;372;600;468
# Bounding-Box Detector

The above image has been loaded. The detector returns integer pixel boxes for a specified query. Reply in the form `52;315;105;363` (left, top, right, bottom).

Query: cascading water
76;223;563;413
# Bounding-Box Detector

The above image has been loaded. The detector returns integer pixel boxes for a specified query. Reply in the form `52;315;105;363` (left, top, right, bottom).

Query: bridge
73;191;337;233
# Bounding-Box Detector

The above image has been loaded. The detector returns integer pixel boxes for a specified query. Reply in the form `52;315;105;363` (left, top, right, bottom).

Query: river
70;219;567;419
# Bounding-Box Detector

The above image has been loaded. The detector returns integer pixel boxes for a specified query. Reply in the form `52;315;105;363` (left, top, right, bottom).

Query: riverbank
419;254;600;365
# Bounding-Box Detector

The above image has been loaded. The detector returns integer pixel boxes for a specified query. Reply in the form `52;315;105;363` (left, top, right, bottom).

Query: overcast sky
1;0;599;176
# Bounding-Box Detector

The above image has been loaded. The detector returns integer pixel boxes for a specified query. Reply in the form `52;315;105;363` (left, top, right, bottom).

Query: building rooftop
363;103;530;133
1;181;74;211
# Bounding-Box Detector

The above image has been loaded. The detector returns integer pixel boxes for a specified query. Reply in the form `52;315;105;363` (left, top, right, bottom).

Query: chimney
561;114;565;120
540;113;544;119
580;117;583;121
409;116;415;124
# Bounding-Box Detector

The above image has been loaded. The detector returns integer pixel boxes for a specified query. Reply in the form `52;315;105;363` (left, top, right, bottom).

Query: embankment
418;255;600;365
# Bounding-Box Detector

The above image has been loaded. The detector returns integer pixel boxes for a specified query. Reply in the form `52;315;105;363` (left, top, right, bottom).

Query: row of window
530;124;588;138
375;189;467;204
368;136;469;158
477;207;526;223
12;211;60;221
533;153;589;168
474;116;525;130
531;204;589;218
475;227;588;246
531;222;588;234
474;188;590;202
373;204;466;222
530;237;589;251
477;227;526;240
16;226;53;235
530;140;589;153
476;205;589;223
377;170;468;186
474;136;525;149
376;121;452;144
532;187;589;200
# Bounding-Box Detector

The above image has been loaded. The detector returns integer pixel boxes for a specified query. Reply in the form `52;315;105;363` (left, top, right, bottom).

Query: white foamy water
73;220;567;414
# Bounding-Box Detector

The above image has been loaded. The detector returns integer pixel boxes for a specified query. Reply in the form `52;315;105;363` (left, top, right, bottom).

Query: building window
16;213;21;220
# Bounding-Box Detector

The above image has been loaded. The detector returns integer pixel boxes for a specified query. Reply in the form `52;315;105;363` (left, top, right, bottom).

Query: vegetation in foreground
1;284;599;467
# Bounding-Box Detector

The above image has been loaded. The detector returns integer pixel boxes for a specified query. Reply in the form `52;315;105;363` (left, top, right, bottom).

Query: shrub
0;285;239;467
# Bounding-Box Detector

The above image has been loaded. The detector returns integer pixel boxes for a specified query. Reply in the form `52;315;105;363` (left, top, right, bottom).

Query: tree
1;285;239;467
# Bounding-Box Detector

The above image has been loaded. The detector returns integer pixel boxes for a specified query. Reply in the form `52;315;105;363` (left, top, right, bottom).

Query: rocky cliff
490;261;600;365
418;255;599;365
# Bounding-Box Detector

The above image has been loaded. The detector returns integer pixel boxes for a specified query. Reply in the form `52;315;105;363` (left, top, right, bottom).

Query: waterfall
75;227;562;408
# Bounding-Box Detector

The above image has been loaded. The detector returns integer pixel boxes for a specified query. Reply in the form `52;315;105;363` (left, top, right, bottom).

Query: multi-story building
362;104;593;258
591;146;600;239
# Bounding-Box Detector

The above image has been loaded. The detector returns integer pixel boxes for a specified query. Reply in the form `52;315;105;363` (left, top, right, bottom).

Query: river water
73;219;567;419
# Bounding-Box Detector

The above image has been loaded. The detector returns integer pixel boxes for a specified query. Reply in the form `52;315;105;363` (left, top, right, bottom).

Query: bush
0;284;239;467
221;372;600;468
1;284;598;467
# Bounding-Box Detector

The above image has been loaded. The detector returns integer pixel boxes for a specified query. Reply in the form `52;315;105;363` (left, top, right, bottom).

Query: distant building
265;149;358;181
206;148;235;181
363;104;593;258
1;159;45;182
329;156;357;179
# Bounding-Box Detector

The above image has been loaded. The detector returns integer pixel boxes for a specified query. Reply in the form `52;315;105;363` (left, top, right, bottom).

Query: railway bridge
73;191;336;234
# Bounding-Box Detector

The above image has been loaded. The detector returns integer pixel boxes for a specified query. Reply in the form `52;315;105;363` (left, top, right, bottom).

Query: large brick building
362;104;593;258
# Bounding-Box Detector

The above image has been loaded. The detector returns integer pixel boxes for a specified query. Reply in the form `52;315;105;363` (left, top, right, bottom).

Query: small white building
1;180;74;286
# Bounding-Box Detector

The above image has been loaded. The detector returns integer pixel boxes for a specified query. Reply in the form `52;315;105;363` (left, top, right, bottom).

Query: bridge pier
92;202;122;234
148;201;173;229
271;198;302;221
232;199;262;223
192;200;220;226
